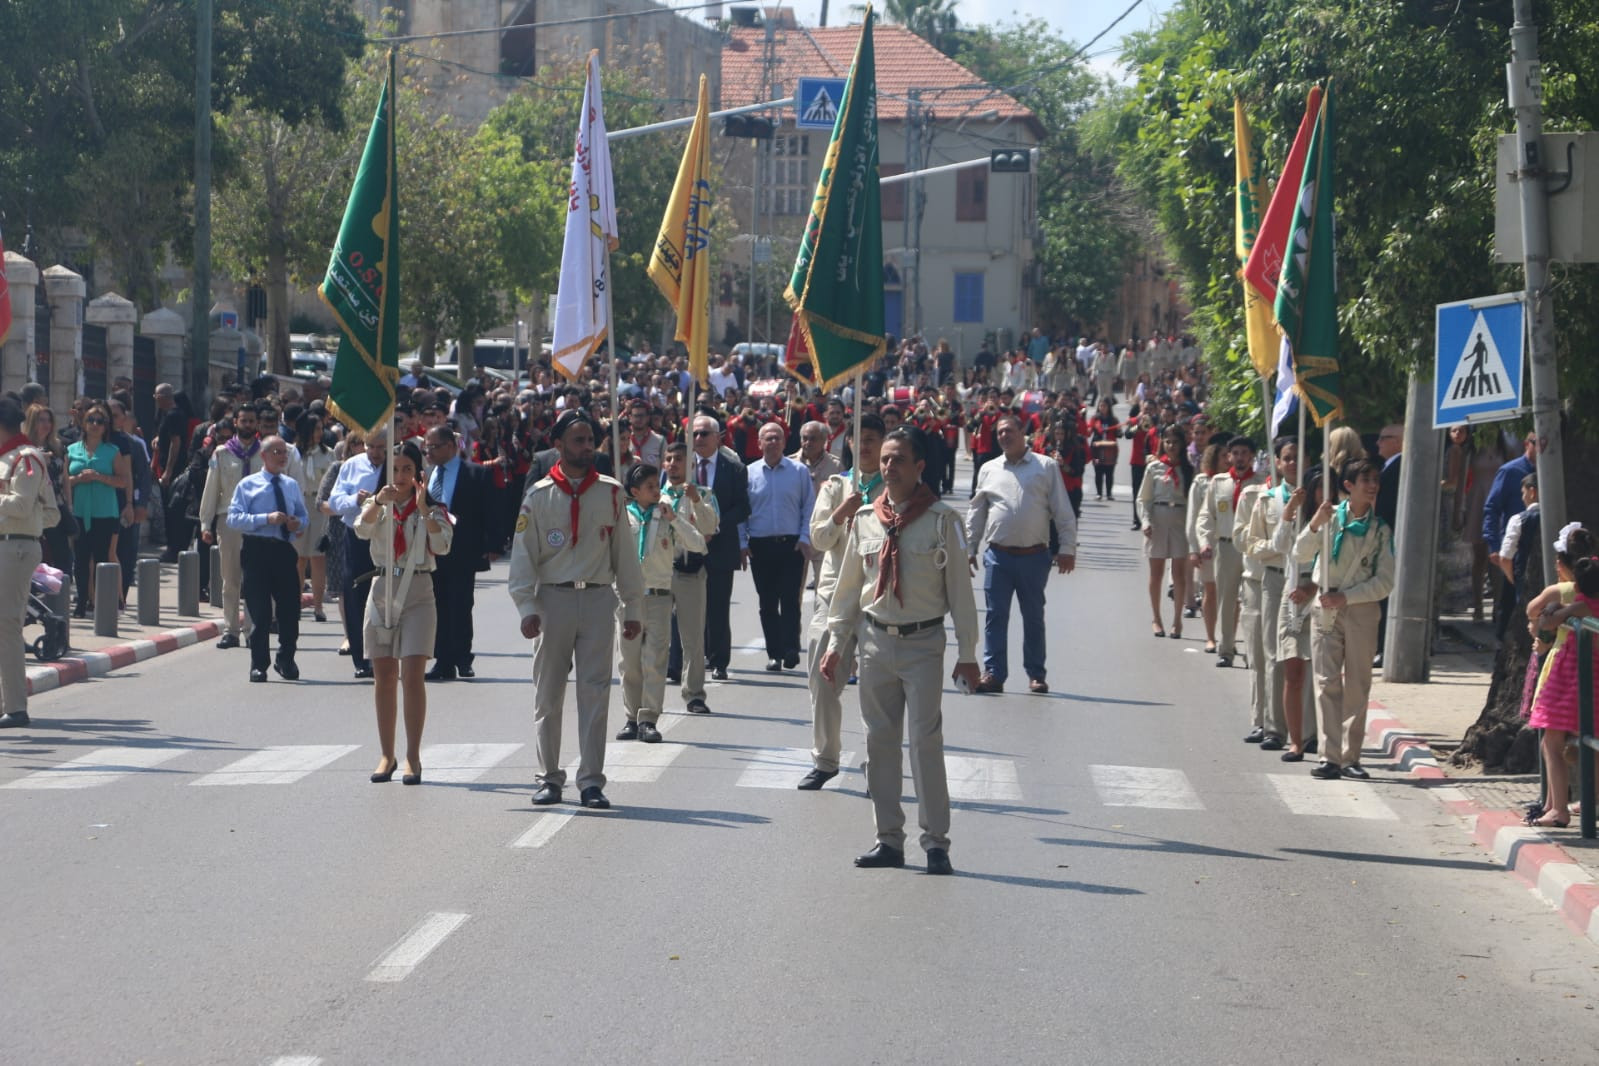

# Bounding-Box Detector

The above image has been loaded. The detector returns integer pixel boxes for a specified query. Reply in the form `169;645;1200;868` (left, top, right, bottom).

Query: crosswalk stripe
734;746;855;789
1;746;194;790
509;812;575;849
945;755;1023;802
570;740;684;783
191;745;361;787
365;911;469;983
418;743;523;783
268;1057;324;1066
1089;764;1205;810
1265;773;1400;820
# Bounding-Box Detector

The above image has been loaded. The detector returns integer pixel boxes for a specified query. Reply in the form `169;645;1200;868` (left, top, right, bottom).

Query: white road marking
509;811;576;849
191;745;360;786
570;740;685;783
365;911;470;982
735;746;855;789
2;746;193;790
945;755;1023;802
268;1058;323;1066
417;743;522;783
1090;765;1205;810
1265;774;1400;820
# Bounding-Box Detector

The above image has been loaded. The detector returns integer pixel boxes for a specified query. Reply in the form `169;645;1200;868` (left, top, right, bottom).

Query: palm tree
883;0;960;53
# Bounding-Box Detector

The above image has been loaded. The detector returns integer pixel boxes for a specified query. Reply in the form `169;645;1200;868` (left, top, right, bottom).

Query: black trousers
74;516;117;609
970;450;999;497
344;531;374;668
431;566;476;670
1094;463;1115;498
1129;465;1146;524
242;536;300;670
749;535;805;662
704;564;735;671
1067;486;1083;518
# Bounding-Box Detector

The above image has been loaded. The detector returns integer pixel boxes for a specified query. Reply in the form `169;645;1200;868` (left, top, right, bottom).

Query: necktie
430;465;444;505
697;458;709;487
270;474;291;541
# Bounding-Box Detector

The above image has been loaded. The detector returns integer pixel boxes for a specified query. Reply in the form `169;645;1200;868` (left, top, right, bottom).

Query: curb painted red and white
26;620;221;697
1368;699;1599;947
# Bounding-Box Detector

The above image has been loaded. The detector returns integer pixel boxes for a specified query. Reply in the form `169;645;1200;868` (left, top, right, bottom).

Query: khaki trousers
857;622;951;854
1244;571;1287;736
1312;600;1381;767
1215;539;1245;657
806;597;857;773
620;593;673;724
532;584;617;791
671;569;708;704
218;526;248;638
0;539;40;716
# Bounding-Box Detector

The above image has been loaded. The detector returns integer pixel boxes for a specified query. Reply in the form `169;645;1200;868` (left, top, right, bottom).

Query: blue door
884;289;903;340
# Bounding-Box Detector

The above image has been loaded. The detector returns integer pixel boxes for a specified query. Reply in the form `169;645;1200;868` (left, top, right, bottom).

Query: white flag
1271;335;1298;435
552;51;619;382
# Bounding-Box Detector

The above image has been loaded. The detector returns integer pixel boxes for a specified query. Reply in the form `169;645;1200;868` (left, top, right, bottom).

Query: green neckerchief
627;500;654;561
853;468;883;504
663;483;686;506
1331;500;1370;562
1274;481;1292;505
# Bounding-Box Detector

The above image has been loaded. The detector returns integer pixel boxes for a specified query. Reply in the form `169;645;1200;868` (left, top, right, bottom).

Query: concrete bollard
209;544;223;607
137;558;162;627
93;563;121;638
177;550;199;616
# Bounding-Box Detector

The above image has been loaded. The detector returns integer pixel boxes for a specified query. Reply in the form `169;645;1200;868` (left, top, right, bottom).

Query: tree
884;0;960;54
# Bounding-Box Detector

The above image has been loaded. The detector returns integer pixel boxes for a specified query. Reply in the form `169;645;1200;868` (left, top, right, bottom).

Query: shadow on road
1040;834;1285;862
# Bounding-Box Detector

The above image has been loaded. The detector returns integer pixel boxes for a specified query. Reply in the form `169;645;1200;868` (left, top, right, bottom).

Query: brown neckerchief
872;483;938;606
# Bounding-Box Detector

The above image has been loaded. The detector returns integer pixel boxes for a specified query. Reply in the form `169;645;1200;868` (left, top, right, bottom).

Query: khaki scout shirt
1241;483;1292;570
627;496;708;590
808;471;885;604
662;481;719;563
0;439;53;537
1292;507;1396;606
1196;469;1267;551
508;469;644;623
827;496;980;664
792;449;843;499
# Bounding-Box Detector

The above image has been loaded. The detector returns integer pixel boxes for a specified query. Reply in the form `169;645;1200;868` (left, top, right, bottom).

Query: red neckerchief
1159;453;1180;487
391;495;419;559
1229;466;1251;508
0;433;30;459
631;430;652;453
872;484;938;606
826;424;847;450
549;462;599;545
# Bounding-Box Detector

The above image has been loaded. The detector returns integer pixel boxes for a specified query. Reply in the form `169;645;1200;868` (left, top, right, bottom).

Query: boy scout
1293;458;1395;781
798;414;885;790
0;398;57;728
1196;435;1266;667
615;461;707;744
1238;440;1298;748
661;441;718;714
822;427;980;876
509;411;644;810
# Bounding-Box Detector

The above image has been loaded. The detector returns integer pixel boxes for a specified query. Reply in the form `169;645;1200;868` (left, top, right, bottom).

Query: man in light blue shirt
740;421;814;671
1027;326;1050;365
225;437;308;682
327;428;388;677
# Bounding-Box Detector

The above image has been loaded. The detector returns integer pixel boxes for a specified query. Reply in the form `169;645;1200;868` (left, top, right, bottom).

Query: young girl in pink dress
1525;531;1599;828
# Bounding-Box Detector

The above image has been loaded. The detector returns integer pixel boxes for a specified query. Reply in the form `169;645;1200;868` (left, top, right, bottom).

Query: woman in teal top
65;402;130;617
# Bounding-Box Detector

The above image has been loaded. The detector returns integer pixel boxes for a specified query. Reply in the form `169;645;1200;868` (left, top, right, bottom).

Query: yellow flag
648;74;713;384
1235;98;1276;380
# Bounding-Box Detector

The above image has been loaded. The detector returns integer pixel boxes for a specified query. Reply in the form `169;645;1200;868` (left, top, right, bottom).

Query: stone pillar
3;252;39;395
86;291;138;391
42;266;85;421
208;326;242;397
140;307;187;391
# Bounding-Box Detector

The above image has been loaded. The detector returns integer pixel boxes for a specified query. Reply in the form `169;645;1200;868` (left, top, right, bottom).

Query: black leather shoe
1243;727;1265;743
782;655;799;670
216;632;240;650
425;665;456;682
1310;760;1342;780
615;720;640;741
638;722;662;744
352;664;374;680
1259;734;1285;751
0;711;30;728
711;667;729;681
797;768;838;790
765;659;782;672
854;843;905;869
1215;655;1233;668
685;698;711;714
249;668;268;682
457;665;475;679
531;783;562;806
925;848;953;875
272;658;299;681
666;672;681;684
580;786;611;809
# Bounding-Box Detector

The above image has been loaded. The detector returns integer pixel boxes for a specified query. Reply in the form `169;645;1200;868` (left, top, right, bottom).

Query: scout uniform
1185;471;1212;584
0;435;56;721
1292;504;1396;771
1196;466;1267;661
509;466;644;795
619;491;707;728
828;494;979;858
1238;482;1287;741
663;479;718;709
806;469;885;775
794;448;843;589
1268;494;1319;741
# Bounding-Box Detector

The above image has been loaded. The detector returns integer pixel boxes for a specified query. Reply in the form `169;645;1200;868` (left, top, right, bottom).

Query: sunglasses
85;417;107;425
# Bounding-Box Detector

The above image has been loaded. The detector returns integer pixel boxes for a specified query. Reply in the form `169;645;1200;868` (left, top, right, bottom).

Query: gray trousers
671;569;708;704
858;622;951;854
1215;539;1245;657
1312;601;1381;767
218;526;248;638
807;596;857;773
0;539;40;716
1246;569;1287;736
620;593;673;724
532;584;617;791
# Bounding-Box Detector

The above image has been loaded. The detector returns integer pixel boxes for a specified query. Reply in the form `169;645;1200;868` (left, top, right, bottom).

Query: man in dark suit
1374;423;1403;664
682;413;749;681
423;426;502;681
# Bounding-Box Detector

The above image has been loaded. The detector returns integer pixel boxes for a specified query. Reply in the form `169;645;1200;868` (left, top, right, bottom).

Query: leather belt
0;533;37;541
867;615;943;636
548;580;610;590
378;565;422;578
1265;564;1285;574
645;588;672;597
989;543;1047;555
1152;501;1185;508
1216;536;1232;542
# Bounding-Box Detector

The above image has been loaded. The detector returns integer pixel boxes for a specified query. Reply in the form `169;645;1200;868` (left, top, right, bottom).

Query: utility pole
1509;0;1567;585
905;90;921;339
191;0;214;401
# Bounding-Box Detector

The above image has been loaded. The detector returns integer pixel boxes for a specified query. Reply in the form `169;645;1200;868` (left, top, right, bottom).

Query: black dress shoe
615;720;640;741
925;848;953;875
1310;760;1342;780
711;667;729;681
0;711;30;728
765;659;782;672
796;768;838;790
1280;749;1306;763
531;783;562;806
580;786;611;809
1259;734;1285;751
352;664;374;680
1341;763;1371;780
425;665;456;682
1215;654;1233;667
272;658;300;681
457;665;475;679
1243;727;1265;743
854;843;905;869
666;672;681;684
249;668;268;682
217;632;240;650
638;721;662;744
782;655;799;670
685;698;711;714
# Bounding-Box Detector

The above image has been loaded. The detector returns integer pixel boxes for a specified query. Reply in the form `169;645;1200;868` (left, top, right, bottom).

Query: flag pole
1296;390;1307;493
1261;373;1273;486
851;368;863;476
606;253;622;475
1322;419;1333;588
385;423;395;630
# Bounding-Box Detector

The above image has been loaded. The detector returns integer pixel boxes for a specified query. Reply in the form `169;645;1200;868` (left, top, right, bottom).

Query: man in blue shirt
227;436;309;682
1481;432;1538;641
1027;326;1050;365
741;421;815;671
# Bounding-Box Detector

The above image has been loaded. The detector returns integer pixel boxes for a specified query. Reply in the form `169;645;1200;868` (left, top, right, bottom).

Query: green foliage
884;0;961;55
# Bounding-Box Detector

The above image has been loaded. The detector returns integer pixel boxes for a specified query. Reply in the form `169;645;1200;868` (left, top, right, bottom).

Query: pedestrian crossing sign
1434;293;1525;429
795;77;849;130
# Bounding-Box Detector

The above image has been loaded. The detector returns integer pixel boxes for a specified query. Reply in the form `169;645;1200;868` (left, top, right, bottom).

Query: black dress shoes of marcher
249;668;268;682
425;665;456;682
580;786;611;809
711;667;729;681
0;711;30;728
1259;734;1285;751
765;659;782;672
925;848;954;875
217;632;240;650
1310;761;1342;780
272;658;299;681
1243;727;1265;743
531;783;562;806
686;698;711;714
797;768;838;790
1215;655;1233;668
854;843;906;869
638;722;662;744
616;720;640;741
457;666;475;679
782;655;799;670
353;664;374;680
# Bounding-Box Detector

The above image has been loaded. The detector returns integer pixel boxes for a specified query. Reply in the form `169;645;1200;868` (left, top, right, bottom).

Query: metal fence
1573;617;1599;839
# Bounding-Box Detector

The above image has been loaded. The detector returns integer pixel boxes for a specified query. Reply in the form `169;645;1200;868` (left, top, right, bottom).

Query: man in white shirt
965;414;1077;694
707;355;738;399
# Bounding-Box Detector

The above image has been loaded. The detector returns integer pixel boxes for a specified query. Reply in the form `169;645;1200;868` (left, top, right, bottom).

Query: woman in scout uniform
1137;424;1192;639
1196;436;1266;667
355;440;453;786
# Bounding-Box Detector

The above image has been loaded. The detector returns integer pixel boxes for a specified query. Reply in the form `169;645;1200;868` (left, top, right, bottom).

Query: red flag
780;316;815;386
0;223;11;347
1242;85;1323;306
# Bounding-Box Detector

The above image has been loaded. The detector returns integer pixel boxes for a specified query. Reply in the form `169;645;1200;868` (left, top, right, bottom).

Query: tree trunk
418;324;437;365
266;239;291;377
1451;536;1541;773
458;331;476;381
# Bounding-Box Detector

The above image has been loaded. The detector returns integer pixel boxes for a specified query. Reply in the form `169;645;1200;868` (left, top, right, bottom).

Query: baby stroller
27;564;69;663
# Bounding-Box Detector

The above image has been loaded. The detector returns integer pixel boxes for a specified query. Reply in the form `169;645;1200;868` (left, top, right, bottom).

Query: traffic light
723;115;775;139
990;148;1031;173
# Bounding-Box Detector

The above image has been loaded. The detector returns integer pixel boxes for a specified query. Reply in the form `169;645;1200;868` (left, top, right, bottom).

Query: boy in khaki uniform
1196;436;1267;666
660;442;719;714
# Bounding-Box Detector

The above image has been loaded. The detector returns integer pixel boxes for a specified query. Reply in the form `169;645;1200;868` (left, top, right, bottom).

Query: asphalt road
3;448;1598;1065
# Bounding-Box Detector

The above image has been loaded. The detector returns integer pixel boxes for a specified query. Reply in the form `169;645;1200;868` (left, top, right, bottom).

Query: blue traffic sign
795;77;848;130
1435;293;1525;428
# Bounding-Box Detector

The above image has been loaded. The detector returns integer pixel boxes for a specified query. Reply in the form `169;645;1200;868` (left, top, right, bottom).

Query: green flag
320;51;400;434
784;7;885;391
1273;83;1341;426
